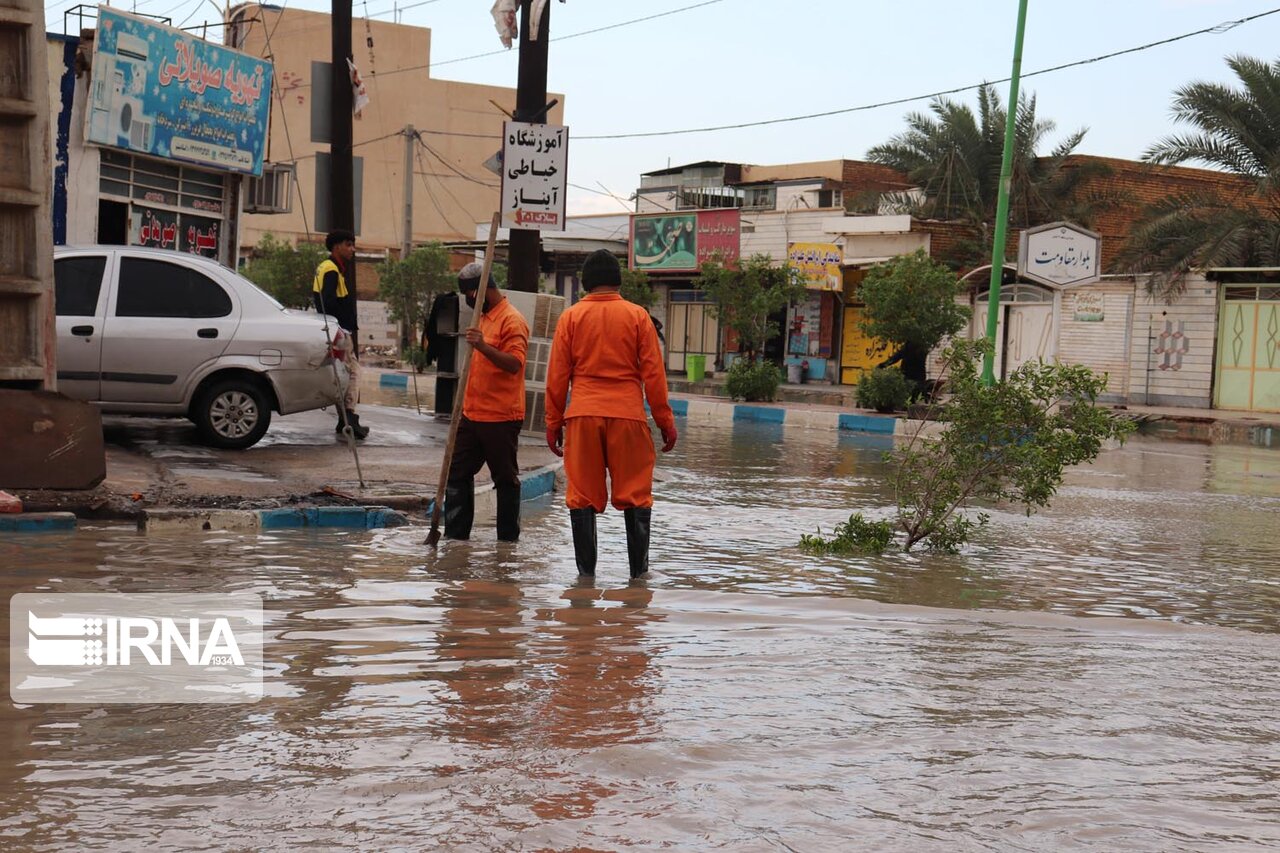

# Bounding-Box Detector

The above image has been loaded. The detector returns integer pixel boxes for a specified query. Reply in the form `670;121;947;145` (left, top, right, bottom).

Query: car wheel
194;378;272;449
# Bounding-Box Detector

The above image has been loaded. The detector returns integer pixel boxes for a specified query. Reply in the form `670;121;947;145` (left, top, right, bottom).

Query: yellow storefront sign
787;242;842;291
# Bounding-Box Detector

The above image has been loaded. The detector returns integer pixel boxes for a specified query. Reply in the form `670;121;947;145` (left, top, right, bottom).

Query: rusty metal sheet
0;390;105;489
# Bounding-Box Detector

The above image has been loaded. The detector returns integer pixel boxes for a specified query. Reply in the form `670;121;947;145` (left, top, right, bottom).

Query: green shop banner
630;210;740;272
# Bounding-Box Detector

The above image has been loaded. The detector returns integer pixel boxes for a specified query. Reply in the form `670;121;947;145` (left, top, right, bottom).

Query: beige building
228;4;565;255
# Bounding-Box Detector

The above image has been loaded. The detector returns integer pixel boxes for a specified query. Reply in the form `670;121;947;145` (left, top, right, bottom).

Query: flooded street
4;423;1280;850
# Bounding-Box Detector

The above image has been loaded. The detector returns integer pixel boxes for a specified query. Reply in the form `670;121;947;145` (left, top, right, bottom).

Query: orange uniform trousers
563;416;656;513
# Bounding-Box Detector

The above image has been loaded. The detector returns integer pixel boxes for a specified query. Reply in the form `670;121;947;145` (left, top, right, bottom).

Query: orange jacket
545;291;674;433
462;297;529;422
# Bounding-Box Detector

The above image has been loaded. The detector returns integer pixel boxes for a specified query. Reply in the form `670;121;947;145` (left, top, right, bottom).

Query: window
116;258;233;318
817;189;841;209
55;256;107;316
742;187;776;209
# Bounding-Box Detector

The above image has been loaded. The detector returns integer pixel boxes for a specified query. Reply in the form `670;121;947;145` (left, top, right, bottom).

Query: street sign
1017;221;1101;288
500;121;567;231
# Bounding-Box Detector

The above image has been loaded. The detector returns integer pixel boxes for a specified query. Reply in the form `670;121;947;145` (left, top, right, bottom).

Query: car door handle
71;325;94;337
197;328;219;339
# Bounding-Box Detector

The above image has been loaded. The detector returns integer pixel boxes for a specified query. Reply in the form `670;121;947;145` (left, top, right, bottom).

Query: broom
425;212;501;547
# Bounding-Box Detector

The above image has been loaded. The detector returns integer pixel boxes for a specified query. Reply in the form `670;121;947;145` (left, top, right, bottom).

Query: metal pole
330;0;354;234
981;0;1030;386
507;0;549;293
401;125;414;260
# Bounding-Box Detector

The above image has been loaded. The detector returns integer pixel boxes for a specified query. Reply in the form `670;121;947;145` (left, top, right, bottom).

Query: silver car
54;245;348;449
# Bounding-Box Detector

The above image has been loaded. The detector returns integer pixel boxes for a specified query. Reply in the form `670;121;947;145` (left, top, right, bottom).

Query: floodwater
3;422;1280;851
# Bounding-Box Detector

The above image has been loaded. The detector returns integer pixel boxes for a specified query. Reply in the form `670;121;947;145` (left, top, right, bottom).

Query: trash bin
685;354;706;382
786;362;803;384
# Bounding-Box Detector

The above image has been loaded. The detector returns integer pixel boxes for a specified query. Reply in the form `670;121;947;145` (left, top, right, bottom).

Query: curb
135;462;563;534
378;373;410;388
0;512;77;533
141;505;411;533
674;395;903;436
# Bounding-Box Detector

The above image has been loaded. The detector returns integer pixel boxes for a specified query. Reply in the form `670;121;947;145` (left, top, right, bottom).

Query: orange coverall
545;292;675;512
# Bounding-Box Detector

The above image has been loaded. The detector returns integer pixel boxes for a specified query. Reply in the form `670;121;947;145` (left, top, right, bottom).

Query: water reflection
2;425;1280;848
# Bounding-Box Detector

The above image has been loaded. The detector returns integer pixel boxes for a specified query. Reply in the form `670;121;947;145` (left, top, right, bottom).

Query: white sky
51;0;1280;216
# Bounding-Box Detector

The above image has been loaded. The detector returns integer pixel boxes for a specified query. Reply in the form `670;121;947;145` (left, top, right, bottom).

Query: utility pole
330;0;354;234
402;124;415;259
507;0;550;293
981;0;1029;386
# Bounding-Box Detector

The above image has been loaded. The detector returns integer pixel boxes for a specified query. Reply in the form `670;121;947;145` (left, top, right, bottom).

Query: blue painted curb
0;512;77;532
520;468;556;501
734;405;786;424
379;373;410;388
258;506;410;530
839;413;898;434
669;399;689;418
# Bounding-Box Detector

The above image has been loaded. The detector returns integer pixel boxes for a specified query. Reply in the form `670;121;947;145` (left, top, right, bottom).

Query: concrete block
0;512;76;532
140;509;260;533
379;373;409;388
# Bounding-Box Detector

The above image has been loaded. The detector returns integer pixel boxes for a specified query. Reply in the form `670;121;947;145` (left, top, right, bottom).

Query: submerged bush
799;513;895;555
801;339;1135;554
725;358;782;402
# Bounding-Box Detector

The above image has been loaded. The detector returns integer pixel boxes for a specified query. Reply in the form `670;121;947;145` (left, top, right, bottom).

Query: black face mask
463;290;477;309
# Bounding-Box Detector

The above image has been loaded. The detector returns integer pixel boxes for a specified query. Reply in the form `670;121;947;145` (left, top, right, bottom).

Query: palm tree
868;84;1104;268
1118;55;1280;300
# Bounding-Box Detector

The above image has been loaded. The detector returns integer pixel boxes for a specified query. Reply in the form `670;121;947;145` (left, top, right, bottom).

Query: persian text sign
630;210;741;272
787;242;843;291
11;593;263;704
501;121;568;231
1018;222;1101;287
86;8;273;176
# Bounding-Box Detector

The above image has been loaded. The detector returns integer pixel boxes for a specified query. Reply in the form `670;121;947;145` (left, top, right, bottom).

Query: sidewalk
662;372;1279;448
13;403;563;525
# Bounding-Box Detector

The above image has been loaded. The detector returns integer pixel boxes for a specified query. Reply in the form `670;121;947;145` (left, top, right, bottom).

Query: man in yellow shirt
443;262;529;542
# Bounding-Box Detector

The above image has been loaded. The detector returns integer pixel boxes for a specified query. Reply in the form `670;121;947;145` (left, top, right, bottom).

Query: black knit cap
581;249;621;290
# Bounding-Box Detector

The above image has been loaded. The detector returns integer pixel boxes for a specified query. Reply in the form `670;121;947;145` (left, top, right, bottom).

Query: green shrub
856;367;911;413
402;344;429;373
725;358;782;402
800;513;895;555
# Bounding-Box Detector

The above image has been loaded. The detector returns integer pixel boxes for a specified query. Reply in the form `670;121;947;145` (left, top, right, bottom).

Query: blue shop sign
86;8;273;176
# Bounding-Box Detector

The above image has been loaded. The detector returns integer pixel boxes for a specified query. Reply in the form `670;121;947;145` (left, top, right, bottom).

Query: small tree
620;267;657;309
858;250;971;390
801;339;1134;554
241;233;327;309
377;242;454;342
696;253;806;362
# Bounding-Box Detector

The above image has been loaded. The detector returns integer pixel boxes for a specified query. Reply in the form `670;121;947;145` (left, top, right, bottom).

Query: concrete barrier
0;512;77;532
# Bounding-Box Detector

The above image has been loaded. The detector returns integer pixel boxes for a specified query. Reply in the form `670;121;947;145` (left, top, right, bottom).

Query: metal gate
1215;286;1280;412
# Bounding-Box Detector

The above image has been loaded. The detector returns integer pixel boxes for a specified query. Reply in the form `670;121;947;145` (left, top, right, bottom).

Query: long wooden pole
425;212;501;547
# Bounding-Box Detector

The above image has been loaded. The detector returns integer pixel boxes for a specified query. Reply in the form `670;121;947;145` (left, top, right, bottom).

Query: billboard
630;209;740;272
86;8;273;176
787;242;843;291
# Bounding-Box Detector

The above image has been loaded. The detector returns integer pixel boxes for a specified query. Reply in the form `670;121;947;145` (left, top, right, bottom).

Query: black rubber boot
335;408;347;433
346;411;370;440
443;481;474;540
569;508;597;576
624;507;652;578
495;484;521;542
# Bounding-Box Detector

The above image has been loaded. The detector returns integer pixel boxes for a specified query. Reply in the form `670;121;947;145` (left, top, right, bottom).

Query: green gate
1215;286;1280;412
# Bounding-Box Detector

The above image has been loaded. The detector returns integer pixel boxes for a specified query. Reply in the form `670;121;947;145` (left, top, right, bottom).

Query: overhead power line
576;7;1280;140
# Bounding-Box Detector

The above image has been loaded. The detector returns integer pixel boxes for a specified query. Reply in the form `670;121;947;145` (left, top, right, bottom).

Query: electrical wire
577;6;1280;139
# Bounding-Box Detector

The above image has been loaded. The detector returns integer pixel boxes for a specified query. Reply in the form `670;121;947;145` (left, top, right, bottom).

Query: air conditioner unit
244;163;295;214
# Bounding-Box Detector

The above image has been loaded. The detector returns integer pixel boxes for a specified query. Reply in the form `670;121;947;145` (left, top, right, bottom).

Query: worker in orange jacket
444;262;529;542
545;249;678;578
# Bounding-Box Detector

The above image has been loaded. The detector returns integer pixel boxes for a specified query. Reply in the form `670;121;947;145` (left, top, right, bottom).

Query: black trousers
448;416;522;489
